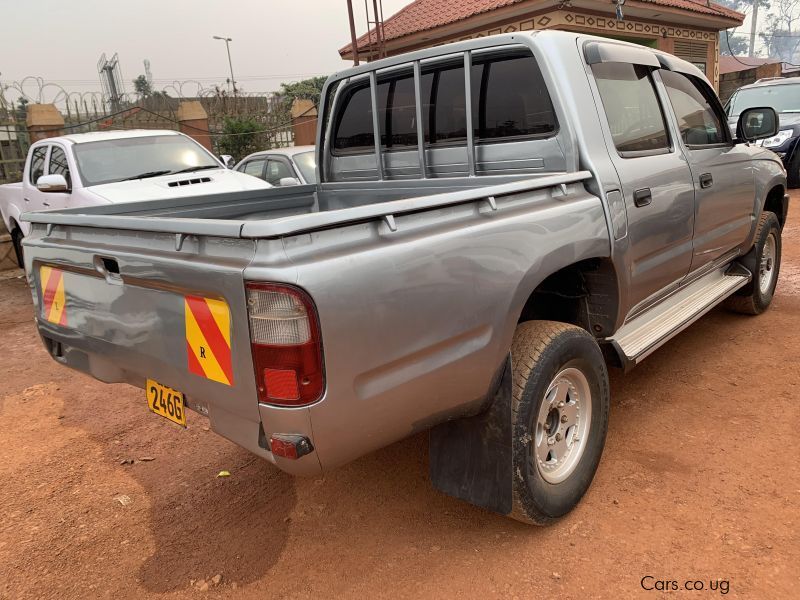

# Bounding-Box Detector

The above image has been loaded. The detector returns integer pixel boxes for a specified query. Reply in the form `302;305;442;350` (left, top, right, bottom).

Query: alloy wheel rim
533;367;592;484
759;233;777;295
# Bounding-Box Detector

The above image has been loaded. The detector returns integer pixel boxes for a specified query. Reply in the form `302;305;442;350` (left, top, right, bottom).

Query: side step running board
608;265;751;369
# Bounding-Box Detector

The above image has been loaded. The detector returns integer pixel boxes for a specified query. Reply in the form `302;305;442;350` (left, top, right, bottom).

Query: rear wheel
509;321;610;525
726;211;781;315
11;227;23;269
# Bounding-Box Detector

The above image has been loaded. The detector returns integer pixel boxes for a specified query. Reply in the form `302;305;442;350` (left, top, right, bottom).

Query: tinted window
266;159;294;185
29;146;47;184
242;159;266;177
333;83;374;151
660;70;725;146
471;52;557;141
377;72;418;149
592;62;670;155
48;146;72;190
421;63;467;144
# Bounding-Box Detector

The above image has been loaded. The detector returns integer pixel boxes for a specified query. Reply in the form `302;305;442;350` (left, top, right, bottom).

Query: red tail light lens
245;283;324;407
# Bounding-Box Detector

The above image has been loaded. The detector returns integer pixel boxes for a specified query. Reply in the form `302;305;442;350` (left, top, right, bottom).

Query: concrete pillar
177;100;213;152
291;99;318;147
26;104;64;143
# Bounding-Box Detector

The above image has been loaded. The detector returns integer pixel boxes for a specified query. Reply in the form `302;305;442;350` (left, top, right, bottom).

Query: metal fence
0;97;29;184
0;79;295;183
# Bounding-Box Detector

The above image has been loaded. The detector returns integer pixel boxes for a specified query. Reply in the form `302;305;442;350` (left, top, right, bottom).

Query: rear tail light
246;283;324;407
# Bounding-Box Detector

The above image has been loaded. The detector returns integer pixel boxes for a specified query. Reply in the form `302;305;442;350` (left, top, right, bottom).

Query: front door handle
633;188;652;207
699;173;713;189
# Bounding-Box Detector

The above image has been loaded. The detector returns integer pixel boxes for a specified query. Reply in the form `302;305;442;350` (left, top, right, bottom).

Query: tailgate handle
94;256;122;284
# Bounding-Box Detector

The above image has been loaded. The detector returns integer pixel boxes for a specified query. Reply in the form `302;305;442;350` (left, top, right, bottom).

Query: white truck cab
0;129;272;265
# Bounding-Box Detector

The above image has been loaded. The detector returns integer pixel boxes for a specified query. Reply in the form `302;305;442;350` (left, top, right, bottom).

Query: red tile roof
719;55;777;74
340;0;744;55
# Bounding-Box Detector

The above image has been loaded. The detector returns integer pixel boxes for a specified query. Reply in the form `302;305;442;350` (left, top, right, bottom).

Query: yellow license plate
146;379;186;427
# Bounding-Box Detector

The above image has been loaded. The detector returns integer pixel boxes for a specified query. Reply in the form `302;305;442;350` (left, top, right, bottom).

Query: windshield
728;84;800;117
292;151;317;183
72;135;220;186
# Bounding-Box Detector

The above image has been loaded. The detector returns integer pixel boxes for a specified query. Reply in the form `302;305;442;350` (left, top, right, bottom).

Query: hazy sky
1;0;410;101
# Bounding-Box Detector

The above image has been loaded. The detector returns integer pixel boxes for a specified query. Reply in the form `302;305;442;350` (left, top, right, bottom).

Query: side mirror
278;177;301;187
36;174;69;193
736;106;779;142
220;155;233;168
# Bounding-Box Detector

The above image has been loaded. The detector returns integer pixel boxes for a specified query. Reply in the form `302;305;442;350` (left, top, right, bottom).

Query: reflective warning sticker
40;265;67;326
184;295;233;386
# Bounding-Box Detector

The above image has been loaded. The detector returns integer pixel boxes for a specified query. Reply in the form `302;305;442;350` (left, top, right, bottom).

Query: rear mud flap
429;357;513;516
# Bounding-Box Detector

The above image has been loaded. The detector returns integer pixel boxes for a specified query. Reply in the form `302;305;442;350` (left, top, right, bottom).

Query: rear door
658;69;755;272
589;58;696;309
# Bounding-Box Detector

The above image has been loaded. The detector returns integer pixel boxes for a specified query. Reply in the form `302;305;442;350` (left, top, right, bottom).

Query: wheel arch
762;183;788;229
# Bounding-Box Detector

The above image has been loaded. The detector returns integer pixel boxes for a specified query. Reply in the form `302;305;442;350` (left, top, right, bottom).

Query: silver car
233;145;316;186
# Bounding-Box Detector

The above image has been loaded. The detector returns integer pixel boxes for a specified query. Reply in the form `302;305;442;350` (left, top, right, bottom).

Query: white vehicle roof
242;145;315;160
52;129;184;146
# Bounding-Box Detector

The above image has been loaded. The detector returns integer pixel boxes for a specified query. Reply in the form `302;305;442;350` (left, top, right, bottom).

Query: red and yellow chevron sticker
40;265;67;326
185;295;233;386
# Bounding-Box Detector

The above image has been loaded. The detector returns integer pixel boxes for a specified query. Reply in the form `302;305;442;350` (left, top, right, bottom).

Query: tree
278;76;327;109
132;74;152;99
720;31;750;55
716;0;771;56
216;116;261;162
760;0;800;62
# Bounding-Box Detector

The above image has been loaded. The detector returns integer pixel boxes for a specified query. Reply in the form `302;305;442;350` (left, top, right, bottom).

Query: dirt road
1;201;799;600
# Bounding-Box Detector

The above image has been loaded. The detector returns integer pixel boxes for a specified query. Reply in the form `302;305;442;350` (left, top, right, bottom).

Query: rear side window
659;70;726;146
29;146;47;184
331;49;557;153
333;83;375;151
421;63;468;145
377;72;417;148
592;62;670;156
471;52;557;141
48;146;72;190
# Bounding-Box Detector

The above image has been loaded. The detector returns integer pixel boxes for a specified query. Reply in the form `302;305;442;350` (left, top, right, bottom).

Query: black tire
787;152;800;189
11;227;24;269
726;211;781;315
509;321;610;525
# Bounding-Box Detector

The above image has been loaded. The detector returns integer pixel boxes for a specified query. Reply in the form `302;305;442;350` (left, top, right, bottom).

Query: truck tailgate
24;223;270;456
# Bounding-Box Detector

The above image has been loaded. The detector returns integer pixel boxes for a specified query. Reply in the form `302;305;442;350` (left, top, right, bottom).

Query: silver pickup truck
22;31;788;525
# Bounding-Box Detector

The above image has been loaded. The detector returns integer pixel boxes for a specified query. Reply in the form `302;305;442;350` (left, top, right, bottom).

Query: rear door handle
699;173;713;189
633;188;652;207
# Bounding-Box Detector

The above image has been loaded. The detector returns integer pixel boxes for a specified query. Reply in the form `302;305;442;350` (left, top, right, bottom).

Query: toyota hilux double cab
21;31;787;524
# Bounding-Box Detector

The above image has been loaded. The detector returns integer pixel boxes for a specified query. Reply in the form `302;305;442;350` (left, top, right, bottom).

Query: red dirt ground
1;197;799;599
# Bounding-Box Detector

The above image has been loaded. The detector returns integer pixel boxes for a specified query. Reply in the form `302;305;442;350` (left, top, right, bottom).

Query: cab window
266;159;294;185
29;146;48;184
659;70;726;146
48;146;72;190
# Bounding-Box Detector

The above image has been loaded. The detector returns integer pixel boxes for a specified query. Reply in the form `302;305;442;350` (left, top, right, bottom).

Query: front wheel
726;211;781;315
509;321;610;525
11;227;24;269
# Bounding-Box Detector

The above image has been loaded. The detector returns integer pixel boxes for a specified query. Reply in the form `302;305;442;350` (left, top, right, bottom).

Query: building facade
341;0;745;90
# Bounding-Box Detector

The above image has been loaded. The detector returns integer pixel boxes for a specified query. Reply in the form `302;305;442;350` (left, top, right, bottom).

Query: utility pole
749;0;759;57
212;36;237;95
346;0;360;65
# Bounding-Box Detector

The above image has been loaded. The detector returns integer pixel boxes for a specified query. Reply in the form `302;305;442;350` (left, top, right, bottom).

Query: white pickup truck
0;129;271;266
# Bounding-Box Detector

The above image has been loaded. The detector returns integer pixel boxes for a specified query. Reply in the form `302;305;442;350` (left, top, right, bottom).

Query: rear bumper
38;324;323;477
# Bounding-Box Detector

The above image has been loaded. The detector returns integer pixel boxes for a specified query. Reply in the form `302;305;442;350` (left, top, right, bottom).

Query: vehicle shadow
60;389;297;593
